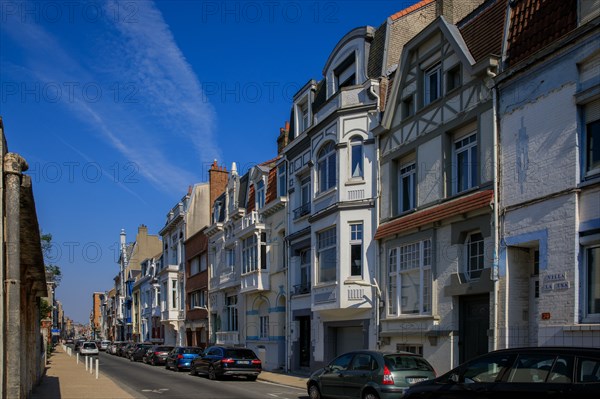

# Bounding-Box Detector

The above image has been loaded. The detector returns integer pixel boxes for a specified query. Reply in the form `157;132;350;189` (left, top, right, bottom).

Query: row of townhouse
99;0;600;376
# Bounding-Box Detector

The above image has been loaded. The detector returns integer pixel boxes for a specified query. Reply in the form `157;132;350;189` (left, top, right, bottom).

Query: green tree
41;232;62;287
39;299;53;320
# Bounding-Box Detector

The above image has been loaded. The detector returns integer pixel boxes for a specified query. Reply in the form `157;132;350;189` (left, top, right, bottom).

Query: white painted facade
284;26;380;371
497;14;600;348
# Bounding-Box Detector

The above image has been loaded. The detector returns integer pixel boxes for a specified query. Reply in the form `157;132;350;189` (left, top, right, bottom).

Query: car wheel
208;365;217;380
362;391;379;399
151;358;156;366
165;363;170;370
308;384;322;399
190;366;197;376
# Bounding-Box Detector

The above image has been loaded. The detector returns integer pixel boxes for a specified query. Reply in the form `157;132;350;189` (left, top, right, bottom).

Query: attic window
447;65;461;92
424;64;441;106
335;54;356;92
299;101;309;132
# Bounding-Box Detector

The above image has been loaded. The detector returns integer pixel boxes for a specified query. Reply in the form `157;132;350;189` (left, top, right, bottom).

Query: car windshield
224;349;257;359
83;343;97;349
157;346;173;351
182;348;202;354
384;354;434;372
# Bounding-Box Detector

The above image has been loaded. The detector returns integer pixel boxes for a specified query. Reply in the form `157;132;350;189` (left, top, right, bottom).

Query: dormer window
424;64;441;105
256;180;265;209
213;201;222;224
335;54;356;92
299;101;309;132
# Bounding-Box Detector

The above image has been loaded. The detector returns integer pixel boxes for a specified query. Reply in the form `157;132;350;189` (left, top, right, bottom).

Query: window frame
334;53;357;92
255;179;265;209
349;222;363;278
317;141;337;194
242;235;258;274
584;119;600;177
399;162;416;213
317;227;337;284
583;243;600;323
349;136;364;180
387;239;432;316
464;231;485;280
226;295;238;331
424;64;441;106
277;163;287;197
453;132;478;194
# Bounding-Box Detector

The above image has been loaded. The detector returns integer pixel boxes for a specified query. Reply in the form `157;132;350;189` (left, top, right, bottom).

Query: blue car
165;346;203;371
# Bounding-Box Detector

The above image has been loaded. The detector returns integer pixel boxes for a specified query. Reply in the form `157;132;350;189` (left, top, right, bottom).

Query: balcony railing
215;331;239;345
241;210;264;229
293;203;311;220
293;283;311;295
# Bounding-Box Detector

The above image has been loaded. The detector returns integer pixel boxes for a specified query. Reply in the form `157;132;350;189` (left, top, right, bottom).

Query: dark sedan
190;346;262;381
165;346;203;371
403;346;600;399
144;345;174;366
130;343;154;362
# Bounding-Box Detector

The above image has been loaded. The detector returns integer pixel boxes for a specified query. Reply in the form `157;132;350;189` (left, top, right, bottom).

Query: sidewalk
30;345;308;398
30;345;135;399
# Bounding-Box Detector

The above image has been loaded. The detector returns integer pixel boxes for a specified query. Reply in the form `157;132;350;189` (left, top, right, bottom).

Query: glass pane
400;268;420;314
352;144;363;178
470;145;478;187
588;120;600;171
328;154;336;189
351;244;362;276
587;247;600;314
464;354;515;383
319;247;336;283
457;149;468;192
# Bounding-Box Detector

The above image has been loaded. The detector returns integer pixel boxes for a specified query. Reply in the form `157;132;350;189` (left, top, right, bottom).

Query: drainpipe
4;152;28;399
487;67;500;351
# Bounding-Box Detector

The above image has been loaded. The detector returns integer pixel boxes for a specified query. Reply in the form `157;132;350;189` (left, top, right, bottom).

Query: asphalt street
97;352;309;399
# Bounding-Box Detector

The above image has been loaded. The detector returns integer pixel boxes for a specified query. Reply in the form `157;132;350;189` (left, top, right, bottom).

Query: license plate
406;377;428;384
237;360;250;365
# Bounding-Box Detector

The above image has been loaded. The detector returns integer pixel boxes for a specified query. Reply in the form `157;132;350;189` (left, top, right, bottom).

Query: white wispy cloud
0;0;220;194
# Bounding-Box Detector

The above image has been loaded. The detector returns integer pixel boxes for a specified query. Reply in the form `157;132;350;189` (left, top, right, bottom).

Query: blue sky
1;0;417;324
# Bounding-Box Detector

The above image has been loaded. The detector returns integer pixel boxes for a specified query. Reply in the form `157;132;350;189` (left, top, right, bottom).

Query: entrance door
459;294;489;363
299;316;311;368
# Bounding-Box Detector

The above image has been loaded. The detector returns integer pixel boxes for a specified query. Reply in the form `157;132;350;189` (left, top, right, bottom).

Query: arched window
318;141;336;193
349;136;363;179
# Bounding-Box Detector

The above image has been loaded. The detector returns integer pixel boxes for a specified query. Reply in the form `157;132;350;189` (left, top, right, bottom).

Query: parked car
79;341;99;356
99;340;111;351
190;345;262;381
403;346;600;399
307;350;436;399
130;343;154;362
144;345;174;366
74;339;86;353
118;342;133;357
165;346;203;371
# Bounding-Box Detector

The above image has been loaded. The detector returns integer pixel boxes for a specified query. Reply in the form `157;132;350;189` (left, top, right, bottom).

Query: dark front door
299;316;311;368
459;294;490;363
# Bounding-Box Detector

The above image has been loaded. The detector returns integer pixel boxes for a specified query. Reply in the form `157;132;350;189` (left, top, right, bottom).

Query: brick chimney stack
208;160;228;206
277;121;290;154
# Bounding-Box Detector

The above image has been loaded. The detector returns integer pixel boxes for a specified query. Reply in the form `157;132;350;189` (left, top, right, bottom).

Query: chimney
277;121;290;154
208;159;228;206
138;224;148;236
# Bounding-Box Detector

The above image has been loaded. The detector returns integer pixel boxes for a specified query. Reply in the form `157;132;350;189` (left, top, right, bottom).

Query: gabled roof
375;190;493;239
389;0;436;20
458;0;507;62
380;16;477;130
504;0;577;67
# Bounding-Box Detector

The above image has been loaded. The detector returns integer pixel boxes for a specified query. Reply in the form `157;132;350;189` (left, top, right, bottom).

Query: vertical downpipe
4;153;28;398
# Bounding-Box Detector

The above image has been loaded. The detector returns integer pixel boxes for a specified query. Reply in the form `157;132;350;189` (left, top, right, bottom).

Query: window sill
380;314;438;322
314;187;337;201
564;324;600;331
345;179;365;186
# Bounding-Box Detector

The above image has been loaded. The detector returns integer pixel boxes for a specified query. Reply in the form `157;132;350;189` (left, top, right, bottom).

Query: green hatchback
307;350;436;399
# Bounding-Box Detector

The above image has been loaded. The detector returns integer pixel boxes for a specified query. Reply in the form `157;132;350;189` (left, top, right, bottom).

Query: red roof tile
374;190;493;239
505;0;576;66
390;0;436;21
458;0;507;62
